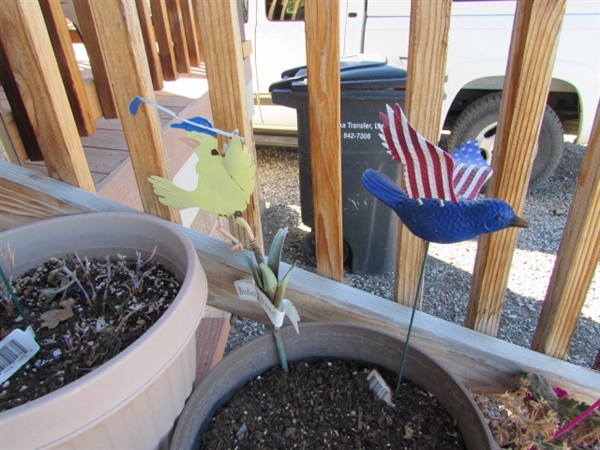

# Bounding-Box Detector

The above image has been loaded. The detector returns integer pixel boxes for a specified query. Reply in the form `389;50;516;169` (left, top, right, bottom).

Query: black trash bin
269;57;407;274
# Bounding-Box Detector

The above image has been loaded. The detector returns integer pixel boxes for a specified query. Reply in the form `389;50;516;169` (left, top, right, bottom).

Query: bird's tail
362;169;407;209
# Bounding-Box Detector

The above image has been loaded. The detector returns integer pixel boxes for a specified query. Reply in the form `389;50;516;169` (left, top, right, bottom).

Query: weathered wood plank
196;0;264;251
194;317;231;386
0;53;43;162
0;110;26;165
304;0;344;281
394;0;452;307
179;0;201;67
39;0;96;137
0;0;95;192
135;0;164;91
1;160;597;404
532;104;600;358
166;0;190;74
149;0;178;81
72;1;119;119
467;0;566;335
86;0;181;223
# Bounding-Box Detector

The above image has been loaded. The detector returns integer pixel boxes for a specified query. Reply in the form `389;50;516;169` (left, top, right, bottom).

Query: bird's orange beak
510;215;530;229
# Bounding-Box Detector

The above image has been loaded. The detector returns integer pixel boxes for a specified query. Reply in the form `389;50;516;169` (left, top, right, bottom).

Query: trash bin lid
268;55;407;92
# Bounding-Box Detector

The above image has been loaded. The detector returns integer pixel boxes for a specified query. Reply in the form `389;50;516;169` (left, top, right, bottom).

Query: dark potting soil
0;252;179;412
199;360;466;450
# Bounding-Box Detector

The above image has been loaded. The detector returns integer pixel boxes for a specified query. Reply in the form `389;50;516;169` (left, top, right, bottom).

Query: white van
244;0;599;188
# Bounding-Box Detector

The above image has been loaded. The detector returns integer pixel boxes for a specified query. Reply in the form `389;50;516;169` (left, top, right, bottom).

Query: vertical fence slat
304;0;344;281
166;0;190;74
135;0;164;91
72;1;119;119
0;43;44;161
466;0;566;335
149;0;178;81
196;0;263;251
180;0;201;67
0;0;95;192
394;0;452;305
39;0;96;137
532;104;600;358
87;0;180;223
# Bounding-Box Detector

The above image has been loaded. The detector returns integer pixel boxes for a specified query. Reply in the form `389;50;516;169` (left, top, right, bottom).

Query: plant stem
273;327;289;374
395;241;430;399
0;266;32;329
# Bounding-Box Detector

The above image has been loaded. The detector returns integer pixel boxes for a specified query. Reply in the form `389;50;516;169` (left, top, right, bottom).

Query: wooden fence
0;0;598;398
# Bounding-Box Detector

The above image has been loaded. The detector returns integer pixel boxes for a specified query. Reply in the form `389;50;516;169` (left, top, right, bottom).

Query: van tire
447;92;564;190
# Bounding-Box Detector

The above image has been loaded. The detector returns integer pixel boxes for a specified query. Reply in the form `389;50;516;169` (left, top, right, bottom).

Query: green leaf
258;263;278;299
267;227;288;280
274;263;296;310
243;253;262;289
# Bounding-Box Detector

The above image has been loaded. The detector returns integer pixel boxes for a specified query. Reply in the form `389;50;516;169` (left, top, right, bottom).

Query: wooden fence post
304;0;344;281
86;0;181;223
466;0;566;335
532;103;600;359
0;0;95;192
196;0;264;251
149;0;178;81
39;0;96;137
394;0;452;305
135;0;164;91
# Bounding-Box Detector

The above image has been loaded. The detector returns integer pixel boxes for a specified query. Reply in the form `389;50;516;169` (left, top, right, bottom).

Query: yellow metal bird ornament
129;97;256;250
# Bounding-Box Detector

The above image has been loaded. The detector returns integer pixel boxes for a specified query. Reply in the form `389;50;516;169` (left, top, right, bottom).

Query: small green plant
240;225;297;373
131;98;299;373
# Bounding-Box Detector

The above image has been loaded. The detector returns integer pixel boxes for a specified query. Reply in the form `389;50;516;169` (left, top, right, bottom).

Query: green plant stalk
273;327;289;374
395;241;430;399
0;265;32;330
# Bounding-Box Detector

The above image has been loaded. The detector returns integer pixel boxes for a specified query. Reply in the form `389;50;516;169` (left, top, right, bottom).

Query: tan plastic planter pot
171;322;495;449
0;212;207;449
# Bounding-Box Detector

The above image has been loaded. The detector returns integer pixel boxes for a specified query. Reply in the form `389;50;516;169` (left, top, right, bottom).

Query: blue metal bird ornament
362;104;529;243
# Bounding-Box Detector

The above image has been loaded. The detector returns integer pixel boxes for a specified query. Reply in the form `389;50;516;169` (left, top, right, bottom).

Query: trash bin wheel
303;232;350;268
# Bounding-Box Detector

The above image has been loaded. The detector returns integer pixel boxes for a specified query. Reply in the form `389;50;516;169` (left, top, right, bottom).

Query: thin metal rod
395;241;430;398
130;96;246;141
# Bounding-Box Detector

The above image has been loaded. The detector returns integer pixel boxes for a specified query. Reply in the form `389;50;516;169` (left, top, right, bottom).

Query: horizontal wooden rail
1;160;597;404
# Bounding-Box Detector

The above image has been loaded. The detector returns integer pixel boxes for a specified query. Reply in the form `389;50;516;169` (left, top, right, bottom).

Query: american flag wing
379;104;458;202
451;141;493;200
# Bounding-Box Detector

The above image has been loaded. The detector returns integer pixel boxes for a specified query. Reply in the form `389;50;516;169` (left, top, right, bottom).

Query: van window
266;0;305;21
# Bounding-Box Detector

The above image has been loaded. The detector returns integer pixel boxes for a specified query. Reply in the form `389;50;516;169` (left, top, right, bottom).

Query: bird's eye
211;149;219;156
495;216;501;221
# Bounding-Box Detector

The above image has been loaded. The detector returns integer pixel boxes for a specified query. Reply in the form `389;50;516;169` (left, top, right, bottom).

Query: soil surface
0;252;179;412
199;360;466;450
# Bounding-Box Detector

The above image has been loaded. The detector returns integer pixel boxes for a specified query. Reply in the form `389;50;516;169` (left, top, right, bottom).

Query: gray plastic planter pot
0;212;207;450
171;322;495;449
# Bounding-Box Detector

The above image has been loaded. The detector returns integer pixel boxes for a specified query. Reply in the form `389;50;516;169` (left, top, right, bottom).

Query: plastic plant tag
367;369;395;407
234;279;300;333
234;278;258;301
0;326;40;383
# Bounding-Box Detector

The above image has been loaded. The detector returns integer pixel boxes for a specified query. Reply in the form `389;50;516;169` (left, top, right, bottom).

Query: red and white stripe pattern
451;141;492;200
378;104;492;202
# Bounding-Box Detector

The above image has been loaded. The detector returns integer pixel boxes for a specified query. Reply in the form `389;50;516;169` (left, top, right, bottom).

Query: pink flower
553;386;569;398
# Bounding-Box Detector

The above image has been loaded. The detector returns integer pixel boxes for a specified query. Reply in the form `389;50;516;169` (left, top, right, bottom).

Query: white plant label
234;278;258;301
367;369;395;407
0;327;40;383
234;278;300;333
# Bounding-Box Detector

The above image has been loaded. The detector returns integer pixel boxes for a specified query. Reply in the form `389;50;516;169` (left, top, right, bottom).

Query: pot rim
0;212;207;447
172;321;495;450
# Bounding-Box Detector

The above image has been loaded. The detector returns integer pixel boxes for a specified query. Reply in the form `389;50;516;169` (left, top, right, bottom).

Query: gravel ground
226;141;599;369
